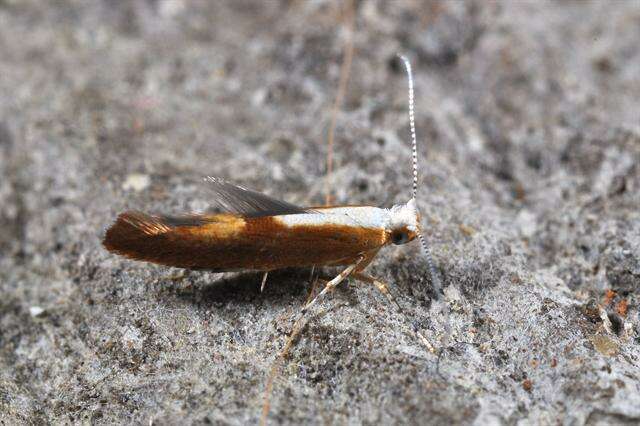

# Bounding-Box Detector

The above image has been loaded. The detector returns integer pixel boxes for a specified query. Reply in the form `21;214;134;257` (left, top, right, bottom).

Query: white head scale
386;198;420;246
389;198;419;233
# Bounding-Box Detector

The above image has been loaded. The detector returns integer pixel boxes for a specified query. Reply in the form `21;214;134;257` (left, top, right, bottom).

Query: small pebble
122;174;151;192
29;306;45;317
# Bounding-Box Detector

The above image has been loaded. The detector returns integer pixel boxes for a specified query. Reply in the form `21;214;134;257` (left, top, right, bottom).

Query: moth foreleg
353;272;437;354
353;272;389;294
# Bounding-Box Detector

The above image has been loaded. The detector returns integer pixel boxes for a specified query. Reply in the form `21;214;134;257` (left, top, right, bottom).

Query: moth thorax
387;198;420;245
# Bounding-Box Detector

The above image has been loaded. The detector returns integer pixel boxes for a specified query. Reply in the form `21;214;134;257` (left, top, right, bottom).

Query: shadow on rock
158;268;317;308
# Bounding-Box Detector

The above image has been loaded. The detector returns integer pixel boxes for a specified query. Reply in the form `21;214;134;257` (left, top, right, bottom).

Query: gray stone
1;1;638;425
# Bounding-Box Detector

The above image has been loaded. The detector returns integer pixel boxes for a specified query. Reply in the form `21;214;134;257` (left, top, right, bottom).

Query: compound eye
391;230;409;245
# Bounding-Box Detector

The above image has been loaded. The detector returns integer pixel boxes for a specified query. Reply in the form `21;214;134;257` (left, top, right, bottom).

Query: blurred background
1;1;639;424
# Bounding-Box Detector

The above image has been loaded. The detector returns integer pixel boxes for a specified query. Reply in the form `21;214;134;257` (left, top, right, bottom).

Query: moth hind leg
262;258;363;424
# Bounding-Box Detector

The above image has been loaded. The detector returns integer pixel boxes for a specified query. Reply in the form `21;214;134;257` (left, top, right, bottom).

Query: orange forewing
103;211;389;271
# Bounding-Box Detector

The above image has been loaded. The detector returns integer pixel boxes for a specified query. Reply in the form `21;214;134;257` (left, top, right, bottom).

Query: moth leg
262;262;359;424
167;269;190;281
352;272;408;319
354;248;381;273
260;272;269;293
302;259;363;314
304;269;327;307
352;272;436;354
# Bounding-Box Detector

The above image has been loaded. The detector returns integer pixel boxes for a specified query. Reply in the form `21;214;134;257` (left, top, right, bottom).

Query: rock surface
1;1;639;424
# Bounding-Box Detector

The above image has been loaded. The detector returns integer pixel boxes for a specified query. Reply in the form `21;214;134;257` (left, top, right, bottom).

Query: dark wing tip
102;211;169;256
102;211;219;259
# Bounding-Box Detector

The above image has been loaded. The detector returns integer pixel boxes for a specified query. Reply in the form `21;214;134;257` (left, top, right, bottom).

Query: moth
102;55;442;312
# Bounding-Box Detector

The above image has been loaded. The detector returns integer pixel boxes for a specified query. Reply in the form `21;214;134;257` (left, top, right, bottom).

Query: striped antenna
398;54;443;300
397;54;419;200
418;232;443;299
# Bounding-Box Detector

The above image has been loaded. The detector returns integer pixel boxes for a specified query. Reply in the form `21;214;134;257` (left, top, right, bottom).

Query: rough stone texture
1;1;639;425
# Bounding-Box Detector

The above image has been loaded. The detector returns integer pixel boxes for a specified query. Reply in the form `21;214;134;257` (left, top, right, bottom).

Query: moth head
387;198;421;245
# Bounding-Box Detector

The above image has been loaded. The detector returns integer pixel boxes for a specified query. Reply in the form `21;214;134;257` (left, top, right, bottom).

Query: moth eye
391;230;409;245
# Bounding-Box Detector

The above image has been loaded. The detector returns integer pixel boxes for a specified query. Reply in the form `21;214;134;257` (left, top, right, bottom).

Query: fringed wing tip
102;211;220;261
203;177;310;217
102;211;167;256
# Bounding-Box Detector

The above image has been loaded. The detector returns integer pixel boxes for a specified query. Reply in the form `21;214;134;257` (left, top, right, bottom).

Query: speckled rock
1;1;638;425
